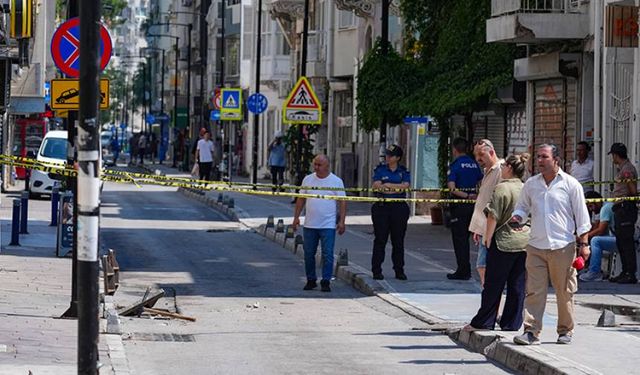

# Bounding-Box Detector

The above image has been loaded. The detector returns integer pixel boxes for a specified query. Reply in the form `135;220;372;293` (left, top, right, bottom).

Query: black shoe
395;271;408;280
610;273;624;283
447;272;471;280
615;273;638;284
320;280;331;292
372;273;384;280
303;280;317;290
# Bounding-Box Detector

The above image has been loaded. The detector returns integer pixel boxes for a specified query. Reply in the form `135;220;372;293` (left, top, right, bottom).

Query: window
338;10;356;29
226;37;240;76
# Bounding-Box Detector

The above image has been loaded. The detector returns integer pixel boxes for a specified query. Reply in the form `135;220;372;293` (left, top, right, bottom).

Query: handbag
191;162;199;178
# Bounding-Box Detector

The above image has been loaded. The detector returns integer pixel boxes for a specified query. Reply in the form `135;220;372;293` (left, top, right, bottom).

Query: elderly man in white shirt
569;141;594;192
510;144;591;346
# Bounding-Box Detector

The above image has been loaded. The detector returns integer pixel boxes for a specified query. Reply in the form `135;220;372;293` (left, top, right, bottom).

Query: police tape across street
2;153;640;205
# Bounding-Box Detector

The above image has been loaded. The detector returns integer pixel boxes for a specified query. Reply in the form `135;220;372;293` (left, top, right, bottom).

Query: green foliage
283;125;319;180
100;67;126;124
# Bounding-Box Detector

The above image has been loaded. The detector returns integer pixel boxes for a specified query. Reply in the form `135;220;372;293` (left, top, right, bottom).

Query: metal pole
187;25;192;140
296;0;310;187
220;0;227;180
142;62;147;134
252;0;262;187
161;50;165;114
200;2;209;130
174;38;179;167
78;0;101;371
379;0;389;158
9;199;20;246
19;191;28;234
61;0;79;320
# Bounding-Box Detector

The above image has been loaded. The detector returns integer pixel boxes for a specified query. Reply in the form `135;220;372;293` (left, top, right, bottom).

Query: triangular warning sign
285;77;321;110
225;94;237;108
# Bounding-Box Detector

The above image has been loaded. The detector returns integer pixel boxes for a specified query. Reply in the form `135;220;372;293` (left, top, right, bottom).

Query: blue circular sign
51;18;112;78
247;93;268;114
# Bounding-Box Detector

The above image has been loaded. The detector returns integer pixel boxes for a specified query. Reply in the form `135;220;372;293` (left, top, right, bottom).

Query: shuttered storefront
533;79;578;167
472;107;506;157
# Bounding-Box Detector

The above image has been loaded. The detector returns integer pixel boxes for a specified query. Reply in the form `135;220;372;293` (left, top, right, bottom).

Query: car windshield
40;138;67;160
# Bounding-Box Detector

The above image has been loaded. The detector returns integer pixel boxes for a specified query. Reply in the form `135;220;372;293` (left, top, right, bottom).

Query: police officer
447;138;483;280
371;144;411;280
608;143;638;284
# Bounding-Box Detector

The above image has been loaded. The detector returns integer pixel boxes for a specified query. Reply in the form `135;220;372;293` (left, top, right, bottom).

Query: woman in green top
465;153;530;331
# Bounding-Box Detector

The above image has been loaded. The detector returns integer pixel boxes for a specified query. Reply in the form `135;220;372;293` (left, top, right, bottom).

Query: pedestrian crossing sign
283;76;322;125
220;88;242;120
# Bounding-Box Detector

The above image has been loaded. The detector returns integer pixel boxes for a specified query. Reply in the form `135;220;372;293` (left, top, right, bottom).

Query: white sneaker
579;270;603;282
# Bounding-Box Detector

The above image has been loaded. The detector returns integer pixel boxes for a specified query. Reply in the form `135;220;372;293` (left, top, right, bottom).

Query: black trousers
613;201;638;274
271;166;285;190
470;238;526;331
199;162;213;181
449;203;475;276
371;202;410;275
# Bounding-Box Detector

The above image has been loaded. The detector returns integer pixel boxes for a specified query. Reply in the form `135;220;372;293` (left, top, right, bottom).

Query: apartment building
486;0;640;194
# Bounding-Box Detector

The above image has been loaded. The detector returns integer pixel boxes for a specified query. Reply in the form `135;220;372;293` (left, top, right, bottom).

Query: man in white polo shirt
570;141;594;192
292;155;347;292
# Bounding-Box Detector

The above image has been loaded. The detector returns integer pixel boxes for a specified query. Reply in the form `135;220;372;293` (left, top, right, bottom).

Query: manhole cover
128;333;195;342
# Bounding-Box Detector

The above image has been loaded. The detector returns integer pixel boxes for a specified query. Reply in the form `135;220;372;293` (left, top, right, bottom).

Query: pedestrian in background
196;130;215;181
511;144;590;346
137;133;147;164
292;155;347;292
466;139;503;285
465;153;530;332
570;141;594;192
110;136;121;166
370;144;410;281
447;138;483;281
268;131;286;192
608;143;638;284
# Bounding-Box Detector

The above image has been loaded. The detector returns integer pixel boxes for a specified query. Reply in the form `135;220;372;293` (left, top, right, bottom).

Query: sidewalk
0;186;127;374
148;163;640;375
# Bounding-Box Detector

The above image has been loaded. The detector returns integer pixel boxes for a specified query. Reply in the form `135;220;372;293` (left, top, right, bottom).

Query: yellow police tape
2;154;639;204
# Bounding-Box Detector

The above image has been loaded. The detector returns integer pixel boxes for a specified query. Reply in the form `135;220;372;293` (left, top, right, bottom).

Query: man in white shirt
510;144;591;346
196;131;215;181
569;141;594;192
292;155;347;292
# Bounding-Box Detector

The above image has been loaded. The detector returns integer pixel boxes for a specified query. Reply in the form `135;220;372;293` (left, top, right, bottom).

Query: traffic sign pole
78;0;101;372
253;0;263;188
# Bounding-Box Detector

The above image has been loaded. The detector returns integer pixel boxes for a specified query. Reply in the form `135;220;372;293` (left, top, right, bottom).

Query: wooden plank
118;289;166;316
143;307;196;322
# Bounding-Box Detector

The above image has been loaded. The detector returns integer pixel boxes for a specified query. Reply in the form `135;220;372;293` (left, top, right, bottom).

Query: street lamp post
148;23;193;140
141;47;166;117
147;34;180;167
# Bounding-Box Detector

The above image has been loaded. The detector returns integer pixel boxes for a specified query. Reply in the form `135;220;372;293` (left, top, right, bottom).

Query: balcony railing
492;0;589;17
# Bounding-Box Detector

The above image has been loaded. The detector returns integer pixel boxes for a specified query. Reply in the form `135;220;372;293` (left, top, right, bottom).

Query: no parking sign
50;18;112;78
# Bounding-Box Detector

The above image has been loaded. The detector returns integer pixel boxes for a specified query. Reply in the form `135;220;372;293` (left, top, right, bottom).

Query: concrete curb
177;189;591;375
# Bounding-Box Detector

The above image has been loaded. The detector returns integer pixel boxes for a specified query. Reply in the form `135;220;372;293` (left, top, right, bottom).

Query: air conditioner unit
337;116;353;127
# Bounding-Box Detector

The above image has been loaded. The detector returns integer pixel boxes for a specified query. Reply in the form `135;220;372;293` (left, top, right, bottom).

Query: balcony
334;0;401;18
486;0;590;43
269;0;305;22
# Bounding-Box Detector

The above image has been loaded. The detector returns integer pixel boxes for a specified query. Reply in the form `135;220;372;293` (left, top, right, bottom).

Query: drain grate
128;333;196;342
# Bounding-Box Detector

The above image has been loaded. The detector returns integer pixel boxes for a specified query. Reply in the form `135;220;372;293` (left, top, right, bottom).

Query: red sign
50;18;112;78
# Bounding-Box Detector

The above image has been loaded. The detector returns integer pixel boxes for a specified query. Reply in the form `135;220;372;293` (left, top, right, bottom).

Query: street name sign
51;17;112;78
50;79;110;110
283;76;322;125
220;88;242;120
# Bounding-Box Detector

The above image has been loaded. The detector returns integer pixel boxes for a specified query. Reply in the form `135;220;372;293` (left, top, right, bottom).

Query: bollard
227;198;234;209
266;215;274;228
50;187;60;226
20;191;29;234
275;219;285;233
283;225;294;246
337;249;349;267
217;193;224;203
222;196;229;206
9;200;20;246
294;234;304;254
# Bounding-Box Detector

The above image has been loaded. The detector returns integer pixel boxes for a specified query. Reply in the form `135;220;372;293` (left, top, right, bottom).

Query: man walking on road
608;143;638;284
510;144;591;346
447;138;482;280
196;130;215;181
292;155;347;292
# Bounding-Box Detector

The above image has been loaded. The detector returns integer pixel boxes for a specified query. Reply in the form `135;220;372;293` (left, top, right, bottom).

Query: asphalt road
100;176;511;375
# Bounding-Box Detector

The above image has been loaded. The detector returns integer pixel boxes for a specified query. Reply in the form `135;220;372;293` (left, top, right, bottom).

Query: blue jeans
589;235;618;273
303;227;336;282
476;237;488;268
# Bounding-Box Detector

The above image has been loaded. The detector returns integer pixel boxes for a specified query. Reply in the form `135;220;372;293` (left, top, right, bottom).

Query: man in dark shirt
447;138;483;279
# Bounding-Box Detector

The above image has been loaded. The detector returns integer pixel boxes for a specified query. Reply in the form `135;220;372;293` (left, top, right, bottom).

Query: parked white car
29;131;67;197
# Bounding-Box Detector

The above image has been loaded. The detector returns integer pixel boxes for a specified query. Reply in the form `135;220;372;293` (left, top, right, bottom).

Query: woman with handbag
464;153;530;331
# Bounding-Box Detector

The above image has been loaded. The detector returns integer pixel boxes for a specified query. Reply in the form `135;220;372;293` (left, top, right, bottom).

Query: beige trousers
523;243;578;336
